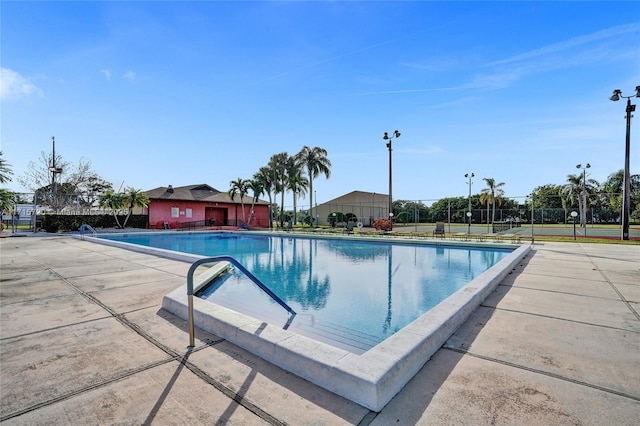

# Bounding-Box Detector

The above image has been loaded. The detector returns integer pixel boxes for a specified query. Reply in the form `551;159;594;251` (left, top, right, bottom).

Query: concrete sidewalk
0;236;638;425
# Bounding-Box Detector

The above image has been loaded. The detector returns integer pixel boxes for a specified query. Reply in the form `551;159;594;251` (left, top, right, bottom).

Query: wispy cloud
465;69;524;91
101;69;112;80
360;86;462;96
0;68;42;100
365;23;639;96
400;57;459;73
488;23;639;67
123;70;136;83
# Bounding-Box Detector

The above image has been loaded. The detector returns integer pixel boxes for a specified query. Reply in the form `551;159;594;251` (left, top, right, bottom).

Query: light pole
383;130;401;220
609;86;639;241
48;136;63;195
371;192;375;226
571;211;578;241
576;163;590;228
465;173;474;234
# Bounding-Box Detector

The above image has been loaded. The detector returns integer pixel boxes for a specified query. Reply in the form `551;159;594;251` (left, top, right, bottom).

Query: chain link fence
3;191;637;239
280;193;638;239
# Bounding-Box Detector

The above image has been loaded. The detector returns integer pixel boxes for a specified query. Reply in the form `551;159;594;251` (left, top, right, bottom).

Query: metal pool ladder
79;224;97;239
186;255;296;347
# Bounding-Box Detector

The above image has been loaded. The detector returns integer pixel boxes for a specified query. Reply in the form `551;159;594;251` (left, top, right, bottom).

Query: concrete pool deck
1;234;639;424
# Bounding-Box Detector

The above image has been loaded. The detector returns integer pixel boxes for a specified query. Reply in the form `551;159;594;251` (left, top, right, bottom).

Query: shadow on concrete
152;308;369;424
143;348;192;425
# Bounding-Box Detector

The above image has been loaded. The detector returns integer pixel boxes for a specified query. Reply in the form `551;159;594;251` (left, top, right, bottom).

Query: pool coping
81;231;531;411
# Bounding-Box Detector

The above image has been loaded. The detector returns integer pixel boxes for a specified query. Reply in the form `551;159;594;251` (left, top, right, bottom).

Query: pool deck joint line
1;232;638;425
87;231;529;411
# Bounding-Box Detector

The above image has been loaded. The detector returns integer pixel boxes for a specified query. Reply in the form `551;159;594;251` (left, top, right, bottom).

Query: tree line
2;148;637;228
0;150;148;228
391;169;639;226
227;146;331;228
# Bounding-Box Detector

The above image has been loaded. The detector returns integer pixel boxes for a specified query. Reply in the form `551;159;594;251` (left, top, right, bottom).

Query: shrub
373;218;393;231
37;214;148;232
328;212;345;227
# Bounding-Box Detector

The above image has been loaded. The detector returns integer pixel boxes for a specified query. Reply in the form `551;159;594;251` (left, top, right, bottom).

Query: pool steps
78;231;530;411
163;244;531;411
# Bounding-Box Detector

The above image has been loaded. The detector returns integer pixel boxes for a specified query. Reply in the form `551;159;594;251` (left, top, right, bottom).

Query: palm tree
253;167;276;229
286;158;309;225
268;152;290;227
228;177;250;225
479;190;491;231
99;190;125;228
0;189;16;225
296;146;331;227
0;151;13;184
246;178;265;227
559;189;571;224
481;178;505;225
562;173;597;227
122;188;149;228
601;170;625;213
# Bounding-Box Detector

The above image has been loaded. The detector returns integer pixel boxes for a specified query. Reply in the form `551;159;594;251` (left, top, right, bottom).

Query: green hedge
37;214;149;233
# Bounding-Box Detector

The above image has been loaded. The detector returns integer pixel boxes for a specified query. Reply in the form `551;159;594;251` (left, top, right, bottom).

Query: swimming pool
102;232;511;353
90;231;530;411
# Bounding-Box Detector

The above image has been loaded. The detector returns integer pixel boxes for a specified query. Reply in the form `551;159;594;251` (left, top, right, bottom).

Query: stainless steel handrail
79;224;97;239
187;255;296;347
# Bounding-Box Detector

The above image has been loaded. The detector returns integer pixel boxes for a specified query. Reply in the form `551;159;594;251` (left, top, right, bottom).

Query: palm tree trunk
486;202;490;232
308;174;314;226
268;193;273;229
123;206;132;228
580;190;587;228
293;191;298;225
280;190;285;227
491;198;496;224
578;193;584;227
112;211;122;228
247;198;256;226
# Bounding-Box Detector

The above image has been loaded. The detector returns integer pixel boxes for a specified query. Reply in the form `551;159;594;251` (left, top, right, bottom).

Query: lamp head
393;130;401;138
636;86;640;97
576;164;581;169
609;89;621;101
586;163;591;169
383;132;389;140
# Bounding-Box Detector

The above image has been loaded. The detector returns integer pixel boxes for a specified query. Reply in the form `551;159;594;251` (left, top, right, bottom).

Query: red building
144;184;270;229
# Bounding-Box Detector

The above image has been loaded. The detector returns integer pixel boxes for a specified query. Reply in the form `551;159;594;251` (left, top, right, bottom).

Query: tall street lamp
383;130;401;219
465;173;474;234
576;163;590;228
610;86;639;241
48;136;63;194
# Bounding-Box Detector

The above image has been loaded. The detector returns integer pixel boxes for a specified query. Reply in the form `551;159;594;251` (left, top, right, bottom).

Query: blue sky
2;1;639;209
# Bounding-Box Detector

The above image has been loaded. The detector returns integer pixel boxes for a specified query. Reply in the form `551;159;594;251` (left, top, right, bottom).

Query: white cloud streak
0;68;42;100
488;23;640;67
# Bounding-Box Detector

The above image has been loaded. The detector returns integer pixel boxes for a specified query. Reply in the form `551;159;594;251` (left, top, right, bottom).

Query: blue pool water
102;232;512;352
